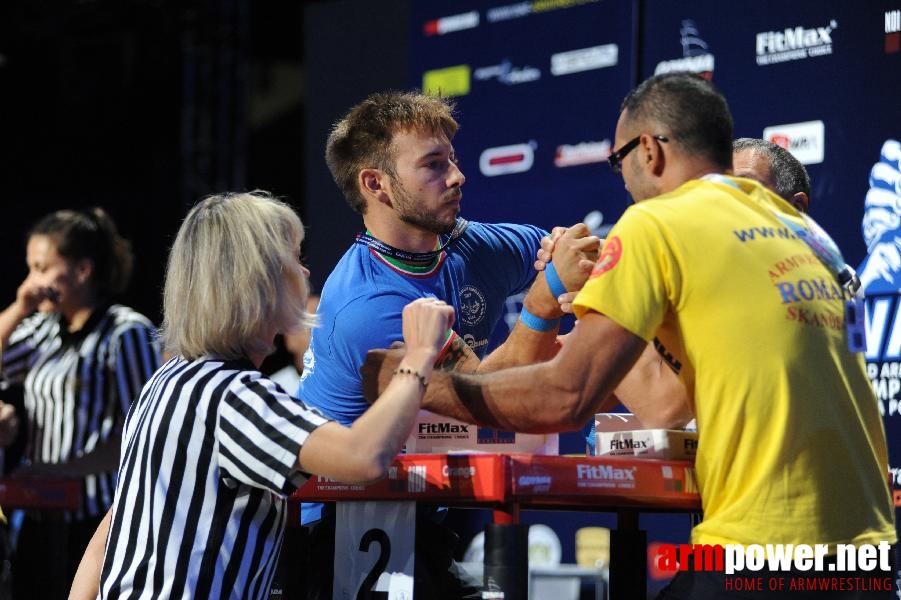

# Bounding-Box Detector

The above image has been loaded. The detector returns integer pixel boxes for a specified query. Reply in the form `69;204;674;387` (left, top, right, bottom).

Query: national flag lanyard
354;218;470;265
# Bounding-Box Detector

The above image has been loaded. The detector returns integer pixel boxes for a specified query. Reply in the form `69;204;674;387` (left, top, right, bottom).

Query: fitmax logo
420;423;469;433
609;438;648;450
577;464;636;480
756;22;835;55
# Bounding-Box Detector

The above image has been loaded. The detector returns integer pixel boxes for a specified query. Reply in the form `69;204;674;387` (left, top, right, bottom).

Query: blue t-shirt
298;221;543;524
298;221;544;425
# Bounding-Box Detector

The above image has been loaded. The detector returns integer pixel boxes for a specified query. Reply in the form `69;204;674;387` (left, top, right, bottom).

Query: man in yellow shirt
369;72;897;598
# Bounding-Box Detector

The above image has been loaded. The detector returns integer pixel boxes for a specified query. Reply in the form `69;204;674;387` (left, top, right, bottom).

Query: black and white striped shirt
100;356;329;600
3;304;161;518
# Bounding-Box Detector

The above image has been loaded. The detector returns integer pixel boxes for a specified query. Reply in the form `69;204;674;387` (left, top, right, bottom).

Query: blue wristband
519;307;560;332
544;261;568;299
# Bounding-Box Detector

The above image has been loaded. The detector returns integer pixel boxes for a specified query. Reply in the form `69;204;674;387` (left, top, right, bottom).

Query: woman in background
0;207;161;599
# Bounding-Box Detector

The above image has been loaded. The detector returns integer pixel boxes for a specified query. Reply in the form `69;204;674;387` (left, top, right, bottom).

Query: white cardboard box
594;413;697;460
405;410;558;455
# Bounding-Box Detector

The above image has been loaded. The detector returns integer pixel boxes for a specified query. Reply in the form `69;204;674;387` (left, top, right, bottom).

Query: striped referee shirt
3;304;160;518
99;356;330;600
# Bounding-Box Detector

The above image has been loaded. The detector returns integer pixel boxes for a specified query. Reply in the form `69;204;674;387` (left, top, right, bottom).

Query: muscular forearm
478;220;602;373
476;321;560;372
423;362;586;432
477;271;563;372
423;314;648;433
613;344;693;429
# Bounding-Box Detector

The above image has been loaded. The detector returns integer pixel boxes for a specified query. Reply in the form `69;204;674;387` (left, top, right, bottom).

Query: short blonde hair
161;191;315;360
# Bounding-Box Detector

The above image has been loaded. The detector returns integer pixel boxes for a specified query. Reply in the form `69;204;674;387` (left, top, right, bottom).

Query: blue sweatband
544;261;568;299
519;307;560;332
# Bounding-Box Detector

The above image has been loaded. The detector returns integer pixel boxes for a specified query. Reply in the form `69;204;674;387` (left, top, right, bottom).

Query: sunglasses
607;135;669;174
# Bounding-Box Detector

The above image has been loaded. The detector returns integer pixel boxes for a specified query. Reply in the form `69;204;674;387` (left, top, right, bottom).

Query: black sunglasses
607;134;669;174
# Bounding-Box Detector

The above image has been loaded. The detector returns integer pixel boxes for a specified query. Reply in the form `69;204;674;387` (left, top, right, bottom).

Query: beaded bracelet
519;307;561;332
393;367;428;389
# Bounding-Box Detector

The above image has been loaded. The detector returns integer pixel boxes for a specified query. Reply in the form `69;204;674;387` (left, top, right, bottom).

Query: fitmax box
405;410;558;455
594;413;697;460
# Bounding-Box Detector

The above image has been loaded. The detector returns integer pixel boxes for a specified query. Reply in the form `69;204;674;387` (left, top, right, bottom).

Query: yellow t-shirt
574;176;896;549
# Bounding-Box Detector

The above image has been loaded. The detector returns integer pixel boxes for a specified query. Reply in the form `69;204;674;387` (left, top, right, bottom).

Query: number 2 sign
333;501;416;599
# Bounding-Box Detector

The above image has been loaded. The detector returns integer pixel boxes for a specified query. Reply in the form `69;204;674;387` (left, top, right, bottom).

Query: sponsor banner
422;64;471;97
486;0;601;24
423;10;479;36
473;59;541;85
405;410;558;455
554;140;611;167
755;19;837;65
654;53;714;76
295;454;508;501
888;9;901;33
864;294;901;419
479;142;535;177
653;19;716;79
550;44;619;75
890;460;901;506
295;455;700;510
487;1;532;23
762;120;825;165
410;0;632;230
508;455;699;505
515;470;553;493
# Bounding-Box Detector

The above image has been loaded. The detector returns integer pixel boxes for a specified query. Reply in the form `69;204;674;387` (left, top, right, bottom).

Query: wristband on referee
519;307;560;332
544;261;568;299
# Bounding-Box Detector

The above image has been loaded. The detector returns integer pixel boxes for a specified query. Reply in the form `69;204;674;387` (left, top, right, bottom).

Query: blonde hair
161;190;315;360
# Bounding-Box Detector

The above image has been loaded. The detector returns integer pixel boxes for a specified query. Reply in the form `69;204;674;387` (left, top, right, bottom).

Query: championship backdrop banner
408;0;635;236
641;0;899;264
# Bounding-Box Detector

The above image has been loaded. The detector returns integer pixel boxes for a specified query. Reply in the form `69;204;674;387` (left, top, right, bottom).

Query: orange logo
591;236;622;278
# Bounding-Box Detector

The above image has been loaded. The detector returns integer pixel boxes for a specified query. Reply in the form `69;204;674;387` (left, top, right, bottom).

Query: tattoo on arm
436;335;478;372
